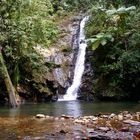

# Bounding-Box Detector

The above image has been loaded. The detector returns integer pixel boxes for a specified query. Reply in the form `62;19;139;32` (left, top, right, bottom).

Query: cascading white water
58;16;89;101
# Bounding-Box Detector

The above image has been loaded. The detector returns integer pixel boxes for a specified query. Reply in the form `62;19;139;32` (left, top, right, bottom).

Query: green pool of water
0;101;139;118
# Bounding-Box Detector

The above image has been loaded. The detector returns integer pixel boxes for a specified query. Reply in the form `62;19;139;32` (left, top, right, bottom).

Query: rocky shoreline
34;111;140;140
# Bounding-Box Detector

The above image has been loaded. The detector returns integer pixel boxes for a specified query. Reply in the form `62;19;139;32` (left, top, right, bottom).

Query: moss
38;85;50;94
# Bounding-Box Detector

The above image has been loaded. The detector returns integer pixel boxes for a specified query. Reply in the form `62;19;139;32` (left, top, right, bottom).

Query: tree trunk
0;49;18;107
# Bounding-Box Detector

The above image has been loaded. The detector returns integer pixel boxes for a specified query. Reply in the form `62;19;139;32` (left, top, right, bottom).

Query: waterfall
59;16;89;101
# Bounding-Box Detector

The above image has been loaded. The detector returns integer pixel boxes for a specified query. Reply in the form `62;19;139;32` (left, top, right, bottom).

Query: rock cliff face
47;14;95;101
29;14;83;102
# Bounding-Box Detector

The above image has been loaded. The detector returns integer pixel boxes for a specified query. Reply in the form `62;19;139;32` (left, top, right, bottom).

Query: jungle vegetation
0;0;140;106
86;0;140;100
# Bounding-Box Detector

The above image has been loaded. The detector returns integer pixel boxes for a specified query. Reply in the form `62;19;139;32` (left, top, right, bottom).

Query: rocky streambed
33;111;140;140
0;111;139;140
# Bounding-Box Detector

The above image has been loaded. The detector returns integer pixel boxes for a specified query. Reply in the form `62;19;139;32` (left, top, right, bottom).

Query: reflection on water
65;101;81;117
0;101;139;118
54;101;82;117
9;107;20;118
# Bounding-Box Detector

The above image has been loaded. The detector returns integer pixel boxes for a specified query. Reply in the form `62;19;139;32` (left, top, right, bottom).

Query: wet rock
61;114;73;119
124;114;133;119
98;127;110;132
36;114;45;118
83;115;97;120
136;112;140;120
60;117;65;120
54;117;59;121
45;115;54;119
118;114;123;121
74;119;85;124
92;117;98;121
109;113;116;119
34;137;43;140
102;115;109;119
87;128;95;134
74;135;81;139
136;112;140;116
83;119;90;124
88;134;111;140
123;120;140;126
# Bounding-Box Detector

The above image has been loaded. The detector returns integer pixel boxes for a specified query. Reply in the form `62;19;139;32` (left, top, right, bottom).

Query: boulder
109;113;116;119
118;114;123;121
123;120;140;126
98;127;110;132
36;114;46;118
88;134;111;140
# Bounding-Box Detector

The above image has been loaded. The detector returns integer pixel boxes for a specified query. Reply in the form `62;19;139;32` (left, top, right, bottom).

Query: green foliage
39;0;140;14
13;64;20;87
86;5;140;100
60;0;140;11
62;0;93;10
0;0;59;87
87;33;114;50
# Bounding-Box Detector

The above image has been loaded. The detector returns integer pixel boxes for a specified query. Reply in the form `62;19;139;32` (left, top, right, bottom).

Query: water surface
0;101;139;118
